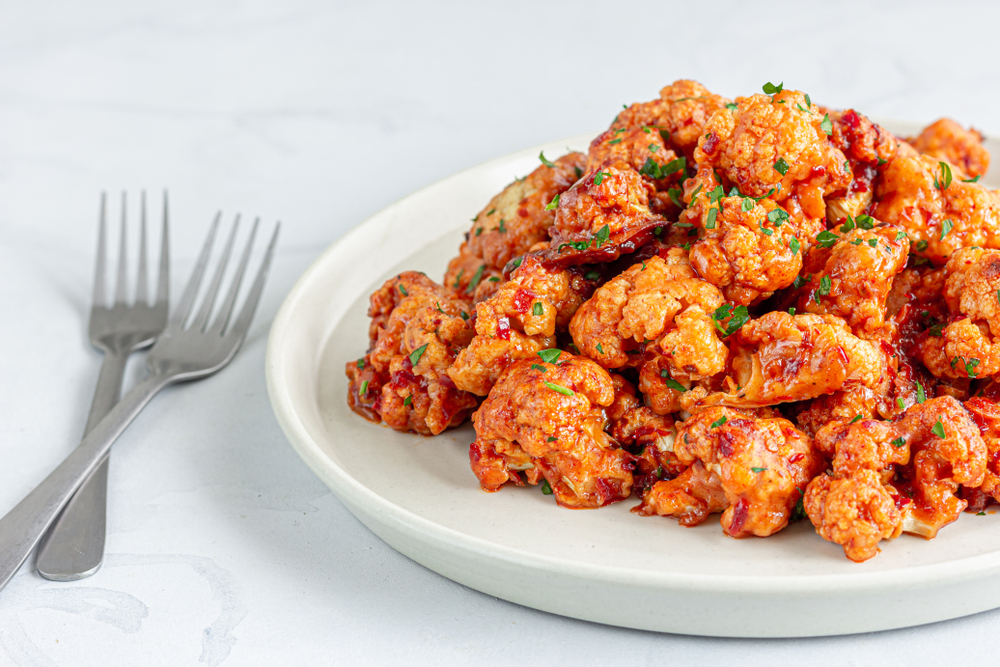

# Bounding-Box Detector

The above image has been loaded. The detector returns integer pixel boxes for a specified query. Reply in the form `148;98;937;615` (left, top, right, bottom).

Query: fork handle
35;347;129;580
0;374;168;593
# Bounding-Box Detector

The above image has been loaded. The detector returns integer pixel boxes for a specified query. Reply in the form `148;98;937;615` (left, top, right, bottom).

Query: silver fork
0;214;279;593
36;192;170;582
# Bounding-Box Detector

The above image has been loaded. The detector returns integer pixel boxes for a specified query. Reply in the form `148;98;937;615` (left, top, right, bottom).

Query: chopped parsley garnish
850;238;863;246
762;81;784;95
398;284;410;297
545;382;575;397
409;344;428;367
891;437;906;448
596;343;604;354
660;370;687;392
608;138;622;145
593;224;610;248
815;275;832;302
805;93;812;108
933;161;953;190
360;380;368;395
789;236;800;255
487;208;496;216
710;415;728;429
928;322;945;337
640;157;685;180
915;240;929;252
840;217;856;233
897;397;905;411
965;358;981;378
541;479;553;495
453;268;464;289
531;363;547;373
750;467;768;473
768;208;789;226
593;170;612;185
539;151;556;168
582;270;599;282
532;302;544;316
649;143;658;152
475;227;483;236
788;307;796;316
940;218;954;240
868;239;878;248
357;358;365;369
856;214;874;230
708;185;725;203
706;207;719;229
548;436;558;442
895;230;907;241
759;225;773;236
667;188;683;207
740;198;755;212
690;184;704;201
498;219;506;234
574;166;583;179
820;113;833;135
816;230;840;248
773;157;790;176
460;311;469;320
403;395;412;407
537;349;562;365
488;276;500;283
726;103;738;111
659;129;670;143
466;265;485;294
963;175;982;183
711;303;751;337
545;193;561;211
434;302;445;314
850;414;863;424
916;382;927;404
932;418;946;439
792;274;812;290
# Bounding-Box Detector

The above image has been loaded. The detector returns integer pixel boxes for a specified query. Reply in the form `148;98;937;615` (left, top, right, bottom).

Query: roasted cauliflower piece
448;254;595;396
795;223;910;336
805;396;987;561
635;407;821;537
965;397;1000;505
825;109;898;224
909;118;990;179
444;152;586;297
345;272;478;435
542;162;666;266
698;312;884;408
919;248;1000;380
469;354;633;509
607;375;684;492
873;143;1000;264
612;79;733;160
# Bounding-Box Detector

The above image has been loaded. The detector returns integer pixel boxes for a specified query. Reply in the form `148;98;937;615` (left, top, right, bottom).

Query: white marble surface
3;0;1000;663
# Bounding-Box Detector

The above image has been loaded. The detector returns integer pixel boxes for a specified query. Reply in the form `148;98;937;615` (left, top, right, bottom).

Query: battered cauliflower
444;152;586;296
345;272;478;435
469;354;634;509
909;118;990;179
825;109;898;223
448;253;595;396
635;407;821;537
964;397;1000;505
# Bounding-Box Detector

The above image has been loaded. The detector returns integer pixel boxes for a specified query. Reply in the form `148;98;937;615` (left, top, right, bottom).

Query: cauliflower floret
795;223;910;336
469;354;633;509
606;375;684;493
804;470;903;563
964;397;1000;504
695;88;852;236
444;152;585;297
345;272;478;435
825;109;898;223
634;407;821;537
448;254;595;396
908;118;990;179
687;194;803;305
873;143;1000;265
612;79;733;160
697;312;884;408
919;248;1000;380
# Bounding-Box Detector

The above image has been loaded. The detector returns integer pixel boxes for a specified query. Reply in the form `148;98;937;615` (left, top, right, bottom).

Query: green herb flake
706;207;719;229
762;81;784;95
360;380;368;395
593;170;612;185
537;349;562;365
541;479;553;495
475;227;483;236
789;236;800;255
928;322;944;337
465;264;485;294
547;436;558;442
660;371;687;392
932;418;946;439
895;230;907;241
403;395;412;407
916;382;927;404
711;415;728;429
741;198;755;212
816;230;840;248
596;343;604;355
545;381;575;397
545;193;561;211
452;269;464;289
978;511;987;516
760;225;773;236
648;143;658;153
966;358;981;378
934;161;953;190
532;302;544;316
593;224;611;248
963;175;982;183
356;358;365;370
816;275;832;302
659;129;670;143
585;270;600;281
788;307;796;316
711;303;750;337
793;274;813;290
768;208;789;226
539;151;556;168
897;397;906;411
667;188;683;207
868;239;878;248
498;219;506;234
891;437;906;448
531;363;547;373
398;284;409;297
726;103;738;111
856;214;874;230
805;93;812;108
751;467;768;473
820;113;833;135
773;157;790;176
460;310;469;320
408;344;429;367
850;414;863;424
940;218;954;240
608;138;622;145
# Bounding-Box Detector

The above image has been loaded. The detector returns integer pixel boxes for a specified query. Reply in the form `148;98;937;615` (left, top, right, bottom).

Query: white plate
266;123;1000;637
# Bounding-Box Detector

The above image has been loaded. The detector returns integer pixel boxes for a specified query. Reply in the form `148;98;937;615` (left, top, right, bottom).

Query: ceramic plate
266;123;1000;637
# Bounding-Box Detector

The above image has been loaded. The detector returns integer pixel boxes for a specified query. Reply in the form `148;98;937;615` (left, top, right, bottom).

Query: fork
0;214;279;593
35;192;170;582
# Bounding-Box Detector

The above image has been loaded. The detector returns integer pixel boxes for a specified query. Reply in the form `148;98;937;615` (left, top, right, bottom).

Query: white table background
3;0;1000;664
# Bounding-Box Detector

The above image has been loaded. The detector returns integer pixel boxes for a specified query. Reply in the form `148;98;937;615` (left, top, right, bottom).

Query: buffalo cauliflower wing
909;118;990;179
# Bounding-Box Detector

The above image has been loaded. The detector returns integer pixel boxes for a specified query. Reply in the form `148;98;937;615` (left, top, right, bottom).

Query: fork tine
191;215;240;332
225;223;279;339
155;191;170;307
171;212;221;327
210;217;259;335
137;191;148;305
114;192;129;305
93;193;108;309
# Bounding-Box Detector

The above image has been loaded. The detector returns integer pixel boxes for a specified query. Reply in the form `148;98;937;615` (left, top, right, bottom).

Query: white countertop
3;0;1000;663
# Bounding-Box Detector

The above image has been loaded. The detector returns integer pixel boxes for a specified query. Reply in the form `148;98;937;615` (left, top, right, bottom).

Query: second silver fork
35;192;169;581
